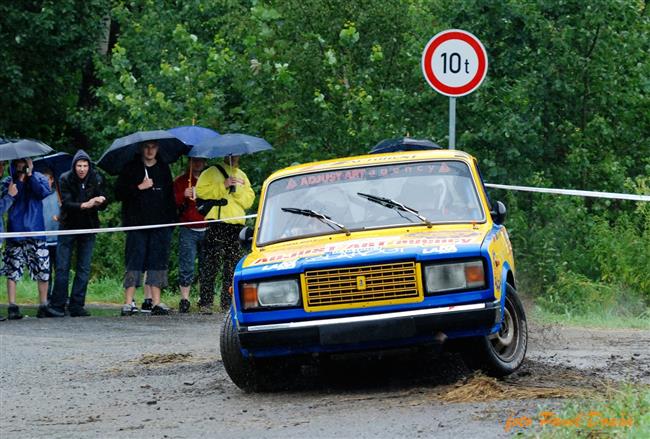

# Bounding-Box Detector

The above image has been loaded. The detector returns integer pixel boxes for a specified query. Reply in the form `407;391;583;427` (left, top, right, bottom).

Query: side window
473;158;492;210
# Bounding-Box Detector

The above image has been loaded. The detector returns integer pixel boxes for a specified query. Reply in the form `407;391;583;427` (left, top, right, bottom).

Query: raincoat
195;163;254;225
2;163;52;241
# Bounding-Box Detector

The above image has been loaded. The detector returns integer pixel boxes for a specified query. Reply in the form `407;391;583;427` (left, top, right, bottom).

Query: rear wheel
460;283;527;377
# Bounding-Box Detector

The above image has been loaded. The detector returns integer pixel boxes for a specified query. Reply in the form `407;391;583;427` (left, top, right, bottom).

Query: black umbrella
97;130;190;175
33;152;74;179
368;137;442;154
0;138;54;161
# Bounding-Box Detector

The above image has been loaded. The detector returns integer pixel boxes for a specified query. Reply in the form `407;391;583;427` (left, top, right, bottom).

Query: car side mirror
239;226;254;251
491;201;507;225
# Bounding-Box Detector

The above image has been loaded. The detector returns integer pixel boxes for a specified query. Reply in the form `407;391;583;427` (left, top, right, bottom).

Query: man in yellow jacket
195;155;254;312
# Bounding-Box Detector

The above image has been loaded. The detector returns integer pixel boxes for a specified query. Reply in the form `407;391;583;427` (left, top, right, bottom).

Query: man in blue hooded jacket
1;158;52;319
48;150;107;317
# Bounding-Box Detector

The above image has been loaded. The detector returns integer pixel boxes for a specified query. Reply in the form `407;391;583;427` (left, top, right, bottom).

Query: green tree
0;0;110;148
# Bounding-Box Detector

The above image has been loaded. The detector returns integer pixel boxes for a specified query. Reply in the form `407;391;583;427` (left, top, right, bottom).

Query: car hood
242;225;490;275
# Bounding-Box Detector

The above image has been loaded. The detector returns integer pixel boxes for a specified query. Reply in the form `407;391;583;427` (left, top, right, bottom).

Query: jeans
51;233;96;311
46;244;57;300
178;227;206;288
199;223;242;308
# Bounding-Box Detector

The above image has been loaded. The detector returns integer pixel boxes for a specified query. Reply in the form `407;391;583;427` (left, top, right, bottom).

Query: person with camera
173;157;207;313
1;158;53;319
195;155;254;312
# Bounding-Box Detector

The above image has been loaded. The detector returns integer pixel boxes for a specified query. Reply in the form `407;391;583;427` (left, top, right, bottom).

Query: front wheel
460;283;528;377
220;310;296;392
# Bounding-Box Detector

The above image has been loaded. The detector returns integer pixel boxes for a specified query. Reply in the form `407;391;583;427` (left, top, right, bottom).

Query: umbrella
33;152;73;179
368;137;442;154
0;138;54;161
188;133;272;159
167;125;220;147
97;130;190;176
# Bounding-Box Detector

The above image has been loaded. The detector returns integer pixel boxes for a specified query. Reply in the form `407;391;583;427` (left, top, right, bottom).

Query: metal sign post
449;97;456;149
421;29;488;149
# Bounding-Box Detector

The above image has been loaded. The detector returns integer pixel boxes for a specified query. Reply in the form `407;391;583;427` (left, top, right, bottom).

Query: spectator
0;161;18;321
115;141;176;316
0;160;18;239
0;158;53;319
173;158;207;313
49;150;107;317
40;167;60;301
195;155;254;312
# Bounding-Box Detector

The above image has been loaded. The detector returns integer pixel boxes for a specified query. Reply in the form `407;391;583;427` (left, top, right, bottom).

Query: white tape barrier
0;184;647;240
0;214;258;239
485;183;650;202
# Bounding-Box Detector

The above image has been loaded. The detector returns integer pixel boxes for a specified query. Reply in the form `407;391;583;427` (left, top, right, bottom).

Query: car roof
267;149;476;180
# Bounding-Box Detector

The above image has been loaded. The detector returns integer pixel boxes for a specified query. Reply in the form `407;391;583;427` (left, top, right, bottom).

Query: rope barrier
1;184;647;239
485;183;650;202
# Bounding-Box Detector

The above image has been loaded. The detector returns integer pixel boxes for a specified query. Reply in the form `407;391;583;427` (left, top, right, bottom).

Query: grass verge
8;277;220;308
529;385;650;438
530;304;650;330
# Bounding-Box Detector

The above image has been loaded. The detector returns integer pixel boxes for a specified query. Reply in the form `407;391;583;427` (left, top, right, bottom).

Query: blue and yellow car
221;149;528;391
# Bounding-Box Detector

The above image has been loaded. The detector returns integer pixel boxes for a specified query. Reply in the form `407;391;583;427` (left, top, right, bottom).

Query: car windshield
257;160;485;245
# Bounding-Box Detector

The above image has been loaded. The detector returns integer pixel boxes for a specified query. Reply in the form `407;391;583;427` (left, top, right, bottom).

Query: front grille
303;261;422;310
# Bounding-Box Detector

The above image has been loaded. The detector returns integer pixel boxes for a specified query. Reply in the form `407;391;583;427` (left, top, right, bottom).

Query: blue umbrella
33;152;74;179
97;130;190;176
0;138;54;161
167;125;220;147
369;137;442;154
188;133;272;159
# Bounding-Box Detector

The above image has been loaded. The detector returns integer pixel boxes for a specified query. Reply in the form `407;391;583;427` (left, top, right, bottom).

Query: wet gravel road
1;311;648;438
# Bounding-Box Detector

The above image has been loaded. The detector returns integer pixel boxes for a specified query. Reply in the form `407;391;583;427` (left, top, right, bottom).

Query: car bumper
238;301;501;353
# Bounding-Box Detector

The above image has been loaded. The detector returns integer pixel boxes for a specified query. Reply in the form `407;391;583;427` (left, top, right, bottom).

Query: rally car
221;149;527;391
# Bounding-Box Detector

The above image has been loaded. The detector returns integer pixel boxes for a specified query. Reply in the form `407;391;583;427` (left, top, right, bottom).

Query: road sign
421;29;488;97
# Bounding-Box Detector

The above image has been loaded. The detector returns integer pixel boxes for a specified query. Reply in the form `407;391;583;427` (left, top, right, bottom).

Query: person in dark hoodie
47;150;107;317
115;141;176;316
1;158;52;320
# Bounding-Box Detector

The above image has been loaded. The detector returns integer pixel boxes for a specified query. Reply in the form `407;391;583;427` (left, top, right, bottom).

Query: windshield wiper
357;192;433;228
281;207;351;236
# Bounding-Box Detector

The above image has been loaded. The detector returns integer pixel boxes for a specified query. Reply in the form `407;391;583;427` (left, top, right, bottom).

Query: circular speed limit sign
421;29;488;97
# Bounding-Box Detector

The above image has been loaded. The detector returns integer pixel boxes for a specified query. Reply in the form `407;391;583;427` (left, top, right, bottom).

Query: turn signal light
242;283;258;310
465;262;485;287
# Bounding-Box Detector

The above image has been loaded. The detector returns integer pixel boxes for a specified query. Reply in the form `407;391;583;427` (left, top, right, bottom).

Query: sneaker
8;304;23;320
178;299;191;314
121;304;139;316
69;307;91;317
141;298;153;313
151;303;170;316
38;304;65;318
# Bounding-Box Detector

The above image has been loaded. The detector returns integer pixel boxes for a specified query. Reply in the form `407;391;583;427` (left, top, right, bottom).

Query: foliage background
1;0;648;313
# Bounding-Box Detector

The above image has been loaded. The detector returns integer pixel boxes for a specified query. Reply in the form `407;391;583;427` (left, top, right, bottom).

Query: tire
460;283;528;377
220;309;295;392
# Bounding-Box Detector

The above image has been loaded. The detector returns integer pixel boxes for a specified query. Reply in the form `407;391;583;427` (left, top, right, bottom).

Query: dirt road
1;311;648;438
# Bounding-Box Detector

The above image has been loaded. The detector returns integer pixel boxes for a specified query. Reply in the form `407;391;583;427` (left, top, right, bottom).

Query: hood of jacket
71;149;92;182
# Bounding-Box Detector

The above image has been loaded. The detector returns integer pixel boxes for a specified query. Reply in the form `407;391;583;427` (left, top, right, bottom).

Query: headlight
241;279;301;310
424;260;486;293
